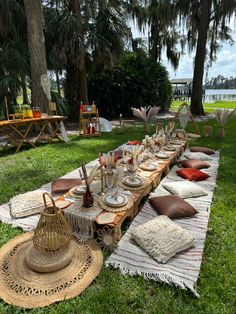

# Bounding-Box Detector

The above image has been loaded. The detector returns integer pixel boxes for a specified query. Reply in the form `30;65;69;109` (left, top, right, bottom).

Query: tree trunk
55;70;61;97
149;22;160;61
190;0;211;116
78;58;88;103
71;0;88;105
21;74;30;104
24;0;48;112
65;63;80;119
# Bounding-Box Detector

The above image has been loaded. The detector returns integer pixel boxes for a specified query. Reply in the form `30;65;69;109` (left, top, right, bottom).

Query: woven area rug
106;150;220;297
0;158;100;232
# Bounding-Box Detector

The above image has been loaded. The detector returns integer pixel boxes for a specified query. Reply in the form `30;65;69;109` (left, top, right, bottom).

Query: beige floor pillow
131;216;195;263
162;181;207;198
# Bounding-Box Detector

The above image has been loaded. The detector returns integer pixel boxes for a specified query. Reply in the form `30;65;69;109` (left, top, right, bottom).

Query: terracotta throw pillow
127;140;141;145
178;159;210;170
190;146;215;155
149;195;198;219
51;178;82;194
176;168;210;181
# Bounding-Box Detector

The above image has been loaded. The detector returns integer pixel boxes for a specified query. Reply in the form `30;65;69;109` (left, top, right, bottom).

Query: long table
0;116;67;152
94;142;187;249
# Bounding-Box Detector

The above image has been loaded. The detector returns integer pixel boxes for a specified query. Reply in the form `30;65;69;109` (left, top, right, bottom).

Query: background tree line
0;0;236;120
205;75;236;89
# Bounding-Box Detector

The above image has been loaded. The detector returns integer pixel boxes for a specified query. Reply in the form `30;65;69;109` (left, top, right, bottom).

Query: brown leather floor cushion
149;195;198;219
51;178;82;194
178;159;210;169
190;146;215;155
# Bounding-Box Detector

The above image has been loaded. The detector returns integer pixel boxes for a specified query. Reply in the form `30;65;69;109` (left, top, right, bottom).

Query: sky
131;21;236;81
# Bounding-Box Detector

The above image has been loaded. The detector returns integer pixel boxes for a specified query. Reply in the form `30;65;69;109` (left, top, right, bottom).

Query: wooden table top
95;142;187;228
0;116;67;127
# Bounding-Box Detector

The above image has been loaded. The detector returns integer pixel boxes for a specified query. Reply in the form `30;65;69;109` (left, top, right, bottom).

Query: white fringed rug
106;150;220;297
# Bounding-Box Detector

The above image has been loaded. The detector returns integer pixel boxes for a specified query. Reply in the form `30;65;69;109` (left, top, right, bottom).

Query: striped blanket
106;150;220;297
0;158;100;232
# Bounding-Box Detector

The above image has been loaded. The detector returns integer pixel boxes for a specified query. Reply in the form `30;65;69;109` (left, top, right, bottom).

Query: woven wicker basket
33;193;72;252
25;193;74;273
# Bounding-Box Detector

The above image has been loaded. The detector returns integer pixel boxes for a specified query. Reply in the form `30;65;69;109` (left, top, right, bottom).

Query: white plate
123;176;143;187
139;162;158;171
170;140;182;145
96;212;117;224
155;152;169;159
103;193;127;207
73;185;86;195
163;145;176;151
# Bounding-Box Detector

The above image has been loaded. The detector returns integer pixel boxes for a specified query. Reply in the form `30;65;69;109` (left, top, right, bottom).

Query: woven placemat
72;199;100;212
98;196;134;213
118;177;148;191
68;186;85;198
0;232;103;308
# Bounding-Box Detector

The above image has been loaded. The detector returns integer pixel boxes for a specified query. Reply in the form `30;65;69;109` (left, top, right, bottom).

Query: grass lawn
0;117;235;314
171;100;236;113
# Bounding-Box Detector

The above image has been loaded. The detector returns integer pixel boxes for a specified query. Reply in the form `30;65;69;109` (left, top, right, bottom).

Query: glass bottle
80;101;84;112
92;125;96;134
91;101;96;112
83;186;94;208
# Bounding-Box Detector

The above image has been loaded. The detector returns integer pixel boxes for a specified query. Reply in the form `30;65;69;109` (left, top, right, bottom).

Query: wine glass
126;159;138;181
116;166;124;184
105;169;114;192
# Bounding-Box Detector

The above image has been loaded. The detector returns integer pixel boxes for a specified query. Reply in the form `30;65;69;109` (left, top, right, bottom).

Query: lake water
204;89;236;102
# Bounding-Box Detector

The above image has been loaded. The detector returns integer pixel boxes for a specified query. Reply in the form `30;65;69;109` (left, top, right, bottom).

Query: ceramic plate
139;162;158;171
123;176;143;187
163;145;176;151
170;140;182;145
55;199;71;209
103;193;128;207
155;152;169;159
73;185;86;195
96;212;117;224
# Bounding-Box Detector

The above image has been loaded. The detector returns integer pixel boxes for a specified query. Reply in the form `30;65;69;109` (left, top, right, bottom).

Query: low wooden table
0;115;67;152
94;142;187;249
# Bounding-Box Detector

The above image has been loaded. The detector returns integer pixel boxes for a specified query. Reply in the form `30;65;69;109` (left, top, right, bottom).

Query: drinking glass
105;169;114;191
116;166;124;183
126;160;138;180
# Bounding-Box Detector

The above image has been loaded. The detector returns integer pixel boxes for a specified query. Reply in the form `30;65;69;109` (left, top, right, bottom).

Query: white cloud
131;21;236;79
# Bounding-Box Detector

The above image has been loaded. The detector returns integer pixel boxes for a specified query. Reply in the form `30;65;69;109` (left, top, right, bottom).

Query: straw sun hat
0;232;103;308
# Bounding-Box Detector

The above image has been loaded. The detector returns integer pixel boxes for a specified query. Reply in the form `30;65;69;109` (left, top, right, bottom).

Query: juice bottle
80;101;84;112
91;101;96;112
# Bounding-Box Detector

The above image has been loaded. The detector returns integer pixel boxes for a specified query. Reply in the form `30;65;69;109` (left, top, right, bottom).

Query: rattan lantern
25;192;74;273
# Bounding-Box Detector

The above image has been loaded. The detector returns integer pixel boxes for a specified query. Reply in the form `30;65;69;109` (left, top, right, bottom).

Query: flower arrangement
215;108;236;138
132;106;160;132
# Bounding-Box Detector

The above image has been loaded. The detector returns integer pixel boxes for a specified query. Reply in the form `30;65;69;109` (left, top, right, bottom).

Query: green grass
171;100;236;113
0;119;236;314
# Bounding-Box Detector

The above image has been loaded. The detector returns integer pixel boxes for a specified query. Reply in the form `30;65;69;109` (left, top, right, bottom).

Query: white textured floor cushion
10;189;48;218
184;152;212;161
162;181;207;198
131;216;195;263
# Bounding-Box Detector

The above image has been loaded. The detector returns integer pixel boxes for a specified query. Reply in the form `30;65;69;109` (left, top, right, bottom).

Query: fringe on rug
65;212;95;239
105;261;200;297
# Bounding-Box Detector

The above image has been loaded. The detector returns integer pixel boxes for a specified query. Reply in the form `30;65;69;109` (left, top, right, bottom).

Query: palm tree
44;0;131;117
0;0;29;116
24;0;49;112
185;0;236;115
129;0;181;69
